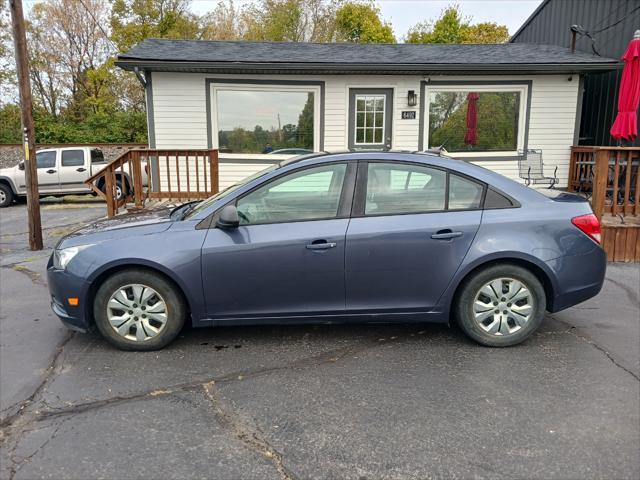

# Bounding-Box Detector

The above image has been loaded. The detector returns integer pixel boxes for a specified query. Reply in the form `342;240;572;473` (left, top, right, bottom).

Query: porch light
407;90;417;107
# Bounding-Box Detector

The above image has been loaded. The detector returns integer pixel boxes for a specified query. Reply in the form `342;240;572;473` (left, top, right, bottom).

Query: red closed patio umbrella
464;92;479;145
610;31;640;141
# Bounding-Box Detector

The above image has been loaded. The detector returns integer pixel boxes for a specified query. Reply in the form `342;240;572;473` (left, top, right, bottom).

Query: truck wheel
100;180;124;200
0;184;14;208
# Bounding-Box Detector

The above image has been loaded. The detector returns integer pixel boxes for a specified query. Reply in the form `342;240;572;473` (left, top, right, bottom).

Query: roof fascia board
115;59;621;74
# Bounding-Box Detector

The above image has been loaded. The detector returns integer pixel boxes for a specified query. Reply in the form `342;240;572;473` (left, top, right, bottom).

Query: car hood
59;207;175;247
0;165;17;177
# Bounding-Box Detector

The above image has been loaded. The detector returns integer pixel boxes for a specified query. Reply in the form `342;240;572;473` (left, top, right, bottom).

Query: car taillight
571;214;601;244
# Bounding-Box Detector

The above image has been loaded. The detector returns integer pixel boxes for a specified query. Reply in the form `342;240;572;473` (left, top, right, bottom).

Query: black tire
454;264;546;347
93;269;187;351
100;179;124;200
0;183;14;208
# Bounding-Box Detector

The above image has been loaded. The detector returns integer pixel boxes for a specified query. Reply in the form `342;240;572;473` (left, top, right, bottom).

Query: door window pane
428;90;520;152
449;174;483;210
237;163;347;225
91;149;105;163
36;151;56;169
365;163;446;215
355;94;385;146
216;89;315;154
61;150;84;167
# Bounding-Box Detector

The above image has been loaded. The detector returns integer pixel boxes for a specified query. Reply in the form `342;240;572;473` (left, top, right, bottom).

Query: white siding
150;72;579;189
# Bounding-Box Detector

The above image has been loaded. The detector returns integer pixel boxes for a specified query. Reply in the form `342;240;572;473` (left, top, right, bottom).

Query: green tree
237;0;341;42
335;1;395;43
110;0;202;52
406;5;509;44
0;104;21;143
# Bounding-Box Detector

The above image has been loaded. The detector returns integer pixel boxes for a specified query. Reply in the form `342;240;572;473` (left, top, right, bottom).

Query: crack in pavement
7;417;70;480
1;264;47;287
0;332;74;436
0;338;373;478
549;315;639;382
29;341;369;423
203;381;296;480
604;276;640;307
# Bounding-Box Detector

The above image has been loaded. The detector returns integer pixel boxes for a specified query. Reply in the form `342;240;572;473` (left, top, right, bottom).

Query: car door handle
46;169;56;174
306;240;337;250
431;230;463;240
76;167;86;172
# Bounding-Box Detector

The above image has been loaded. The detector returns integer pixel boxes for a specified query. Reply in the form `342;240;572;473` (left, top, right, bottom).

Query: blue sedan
47;151;606;350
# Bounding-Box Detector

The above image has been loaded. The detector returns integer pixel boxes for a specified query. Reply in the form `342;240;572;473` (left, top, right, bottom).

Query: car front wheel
94;269;186;350
455;264;546;347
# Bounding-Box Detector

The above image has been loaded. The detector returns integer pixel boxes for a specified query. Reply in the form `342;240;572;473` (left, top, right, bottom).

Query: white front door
35;150;60;193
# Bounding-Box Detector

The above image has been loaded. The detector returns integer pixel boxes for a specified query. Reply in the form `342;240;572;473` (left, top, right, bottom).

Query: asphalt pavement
1;202;638;480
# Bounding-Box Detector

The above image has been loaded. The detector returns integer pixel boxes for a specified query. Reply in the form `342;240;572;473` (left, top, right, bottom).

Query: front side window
214;87;317;154
36;151;56;169
61;150;84;167
237;163;347;225
365;163;446;215
427;87;524;154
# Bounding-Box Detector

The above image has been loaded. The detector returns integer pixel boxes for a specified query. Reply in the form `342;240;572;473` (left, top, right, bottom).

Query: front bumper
47;255;91;332
546;245;607;312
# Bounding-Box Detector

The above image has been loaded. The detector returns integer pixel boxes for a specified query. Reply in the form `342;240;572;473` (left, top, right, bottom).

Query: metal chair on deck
518;149;558;189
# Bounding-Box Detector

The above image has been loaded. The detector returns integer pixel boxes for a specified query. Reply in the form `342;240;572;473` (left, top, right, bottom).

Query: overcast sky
190;0;544;39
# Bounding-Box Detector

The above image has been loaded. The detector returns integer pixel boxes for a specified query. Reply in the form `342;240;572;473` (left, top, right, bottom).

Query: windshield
183;163;280;219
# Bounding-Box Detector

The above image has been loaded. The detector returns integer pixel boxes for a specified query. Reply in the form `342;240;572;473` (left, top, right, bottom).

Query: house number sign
401;111;416;120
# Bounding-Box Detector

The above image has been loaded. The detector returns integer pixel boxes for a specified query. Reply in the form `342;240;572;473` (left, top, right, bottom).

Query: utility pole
10;0;42;250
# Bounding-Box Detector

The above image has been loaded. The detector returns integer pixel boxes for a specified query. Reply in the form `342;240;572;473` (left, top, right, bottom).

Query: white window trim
210;83;321;155
353;94;387;146
423;84;528;158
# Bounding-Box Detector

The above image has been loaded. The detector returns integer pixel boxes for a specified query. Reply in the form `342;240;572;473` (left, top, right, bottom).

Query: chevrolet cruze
47;152;606;350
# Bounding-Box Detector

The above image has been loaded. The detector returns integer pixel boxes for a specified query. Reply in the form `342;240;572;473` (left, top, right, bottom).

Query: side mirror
216;205;240;229
18;161;25;171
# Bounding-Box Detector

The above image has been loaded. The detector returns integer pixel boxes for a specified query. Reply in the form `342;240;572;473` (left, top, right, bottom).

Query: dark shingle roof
116;39;620;74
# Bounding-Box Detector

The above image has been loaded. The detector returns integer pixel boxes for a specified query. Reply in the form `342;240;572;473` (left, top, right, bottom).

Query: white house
115;40;619;190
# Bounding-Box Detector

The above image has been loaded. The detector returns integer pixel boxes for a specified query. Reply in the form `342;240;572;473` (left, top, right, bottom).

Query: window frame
351;160;520;218
209;83;322;156
421;82;530;159
213;161;357;228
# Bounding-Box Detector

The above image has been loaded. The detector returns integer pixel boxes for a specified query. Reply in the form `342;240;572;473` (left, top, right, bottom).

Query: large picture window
425;85;527;156
213;85;320;155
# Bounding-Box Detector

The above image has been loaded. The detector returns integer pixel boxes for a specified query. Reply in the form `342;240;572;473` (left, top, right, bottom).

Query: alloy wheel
107;284;168;341
472;277;534;336
0;190;6;204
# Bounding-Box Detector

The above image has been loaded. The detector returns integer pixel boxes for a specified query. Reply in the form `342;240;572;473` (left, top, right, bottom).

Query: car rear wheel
0;184;14;208
94;269;186;351
455;264;546;347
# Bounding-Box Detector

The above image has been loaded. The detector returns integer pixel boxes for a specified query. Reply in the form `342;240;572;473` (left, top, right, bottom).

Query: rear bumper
546;245;607;312
47;255;91;332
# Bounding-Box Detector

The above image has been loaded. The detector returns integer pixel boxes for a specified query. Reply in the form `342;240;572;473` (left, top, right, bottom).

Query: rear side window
36;151;56;169
365;163;446;215
61;150;84;167
449;174;483;210
91;149;105;163
484;188;514;209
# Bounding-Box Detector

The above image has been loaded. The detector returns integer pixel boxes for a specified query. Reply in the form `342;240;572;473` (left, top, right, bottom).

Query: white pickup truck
0;147;142;208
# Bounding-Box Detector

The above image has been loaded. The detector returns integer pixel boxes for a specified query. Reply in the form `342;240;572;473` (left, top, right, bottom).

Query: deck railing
85;148;219;217
568;146;640;219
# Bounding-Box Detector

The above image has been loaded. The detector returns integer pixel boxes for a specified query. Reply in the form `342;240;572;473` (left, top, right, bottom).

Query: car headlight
53;245;93;270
